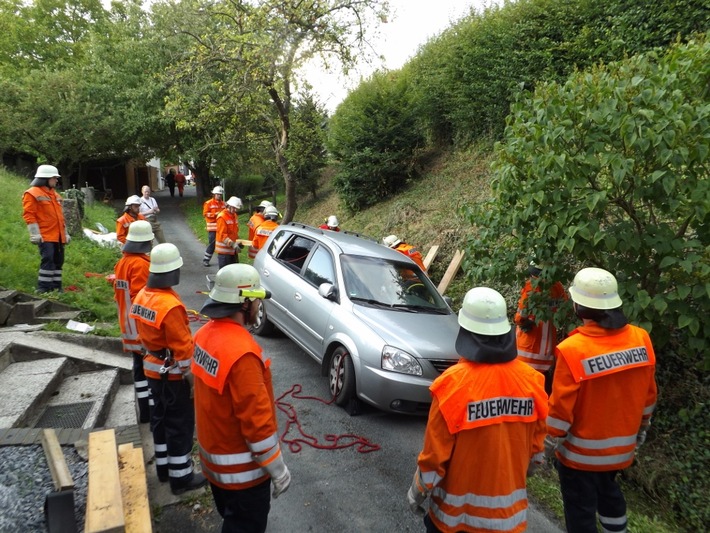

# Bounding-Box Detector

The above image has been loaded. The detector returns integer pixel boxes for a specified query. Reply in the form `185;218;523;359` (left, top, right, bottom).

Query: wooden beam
437;250;465;295
118;443;152;533
85;429;125;533
41;428;74;492
423;245;440;271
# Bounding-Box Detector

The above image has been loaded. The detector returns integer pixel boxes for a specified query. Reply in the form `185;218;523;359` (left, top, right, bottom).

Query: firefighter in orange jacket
215;196;243;269
202;186;226;267
382;234;427;271
130;243;207;495
514;261;568;391
22;164;70;293
319;215;340;231
113;220;153;423
408;287;548;533
193;264;291;532
248;205;279;259
116;195;146;247
546;267;657;533
247;200;272;242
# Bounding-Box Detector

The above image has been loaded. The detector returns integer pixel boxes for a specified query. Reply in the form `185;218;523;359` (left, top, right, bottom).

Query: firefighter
319;215;340;231
116;195;146;247
113;220;154;423
546;267;657;533
22;164;70;293
382;234;426;271
130;243;207;495
248;205;279;259
202;186;226;267
514;261;568;392
193;264;291;532
215;196;243;269
247;200;272;242
408;287;548;533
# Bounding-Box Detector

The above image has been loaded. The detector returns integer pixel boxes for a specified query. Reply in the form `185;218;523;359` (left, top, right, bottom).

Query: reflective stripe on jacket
193;319;280;491
130;287;193;380
547;323;657;471
203;198;225;232
22;186;67;243
215;209;238;255
248;220;278;259
394;243;426;271
418;359;548;533
247;213;265;241
115;212;146;245
113;253;150;353
514;279;567;372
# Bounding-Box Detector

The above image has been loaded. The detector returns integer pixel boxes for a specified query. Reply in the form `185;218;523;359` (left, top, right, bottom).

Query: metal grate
34;402;94;428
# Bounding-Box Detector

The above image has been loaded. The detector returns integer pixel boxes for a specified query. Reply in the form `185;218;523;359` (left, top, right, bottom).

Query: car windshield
341;255;449;313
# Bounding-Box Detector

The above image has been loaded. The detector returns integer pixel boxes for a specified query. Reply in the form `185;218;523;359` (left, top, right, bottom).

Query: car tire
251;299;275;336
329;346;356;406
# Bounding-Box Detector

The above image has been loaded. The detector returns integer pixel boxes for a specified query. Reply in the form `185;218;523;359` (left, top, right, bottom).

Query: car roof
280;222;409;262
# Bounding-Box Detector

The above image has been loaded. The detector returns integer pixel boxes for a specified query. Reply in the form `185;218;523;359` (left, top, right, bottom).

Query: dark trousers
203;231;216;263
217;253;238;270
37;241;64;292
132;352;153;423
167;181;175;196
556;460;627;533
210;479;271;533
148;377;195;489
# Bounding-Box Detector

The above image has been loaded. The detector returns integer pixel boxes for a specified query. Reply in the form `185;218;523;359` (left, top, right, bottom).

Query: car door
283;244;337;359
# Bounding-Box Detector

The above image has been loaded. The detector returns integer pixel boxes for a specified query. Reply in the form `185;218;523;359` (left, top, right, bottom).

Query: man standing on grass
22;164;70;293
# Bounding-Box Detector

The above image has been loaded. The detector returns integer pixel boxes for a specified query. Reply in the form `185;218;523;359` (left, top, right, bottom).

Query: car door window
302;246;335;288
275;235;316;273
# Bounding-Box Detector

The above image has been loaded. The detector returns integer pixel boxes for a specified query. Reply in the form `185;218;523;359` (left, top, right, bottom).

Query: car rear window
276;235;315;273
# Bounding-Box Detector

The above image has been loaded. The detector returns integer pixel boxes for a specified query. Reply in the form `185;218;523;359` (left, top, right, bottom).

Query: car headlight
381;345;423;376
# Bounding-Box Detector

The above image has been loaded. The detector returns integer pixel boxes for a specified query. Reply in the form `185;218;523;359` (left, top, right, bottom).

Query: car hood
352;305;460;360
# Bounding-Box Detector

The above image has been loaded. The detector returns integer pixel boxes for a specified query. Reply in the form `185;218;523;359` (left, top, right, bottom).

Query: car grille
430;359;457;374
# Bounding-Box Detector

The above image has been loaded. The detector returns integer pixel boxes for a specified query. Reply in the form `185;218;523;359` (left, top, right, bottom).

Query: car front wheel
251;299;275;336
329;346;356;406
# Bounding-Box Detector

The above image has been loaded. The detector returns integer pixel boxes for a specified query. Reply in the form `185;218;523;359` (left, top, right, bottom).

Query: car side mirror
318;283;338;301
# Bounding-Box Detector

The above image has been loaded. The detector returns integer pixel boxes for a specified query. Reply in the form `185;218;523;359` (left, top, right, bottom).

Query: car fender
319;330;365;378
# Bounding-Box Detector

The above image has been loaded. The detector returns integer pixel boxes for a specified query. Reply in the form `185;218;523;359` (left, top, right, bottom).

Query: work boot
171;472;207;496
202;260;210;267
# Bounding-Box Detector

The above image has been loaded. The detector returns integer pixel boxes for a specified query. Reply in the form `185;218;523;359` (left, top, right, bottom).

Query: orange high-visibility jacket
248;220;278;259
22;186;67;243
514;279;567;372
115;212;146;245
394;242;426;271
416;359;548;533
130;287;194;380
113;253;150;353
203;198;225;232
247;212;265;241
193;319;282;491
215;209;239;256
547;323;657;472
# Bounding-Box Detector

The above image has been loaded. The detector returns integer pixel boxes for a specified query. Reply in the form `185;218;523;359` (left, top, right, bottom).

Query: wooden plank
118;444;152;533
423;245;440;271
41;428;74;492
85;429;125;533
237;239;253;246
437;250;465;295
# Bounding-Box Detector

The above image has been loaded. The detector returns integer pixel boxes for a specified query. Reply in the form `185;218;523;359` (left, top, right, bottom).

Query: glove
527;452;545;477
407;469;428;516
28;223;42;244
65;232;71;244
261;455;291;499
636;430;647;448
544;435;560;461
183;370;195;399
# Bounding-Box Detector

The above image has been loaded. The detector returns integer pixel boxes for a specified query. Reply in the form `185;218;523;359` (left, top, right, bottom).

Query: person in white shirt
139;186;166;244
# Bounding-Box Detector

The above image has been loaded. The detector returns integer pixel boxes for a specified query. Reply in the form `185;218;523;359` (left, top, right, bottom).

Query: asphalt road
149;185;564;532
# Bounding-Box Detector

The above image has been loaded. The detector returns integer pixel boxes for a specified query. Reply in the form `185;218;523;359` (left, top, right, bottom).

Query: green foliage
286;93;328;199
64;186;86;219
328;70;425;211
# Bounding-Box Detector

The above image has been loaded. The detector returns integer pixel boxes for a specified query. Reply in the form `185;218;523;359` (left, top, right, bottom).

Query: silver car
252;223;460;415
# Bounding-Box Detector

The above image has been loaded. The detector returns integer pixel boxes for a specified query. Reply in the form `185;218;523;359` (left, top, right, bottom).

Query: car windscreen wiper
349;296;392;309
390;304;450;314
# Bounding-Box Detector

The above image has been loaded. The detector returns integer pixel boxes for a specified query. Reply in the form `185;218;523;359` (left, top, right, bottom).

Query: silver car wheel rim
330;353;343;395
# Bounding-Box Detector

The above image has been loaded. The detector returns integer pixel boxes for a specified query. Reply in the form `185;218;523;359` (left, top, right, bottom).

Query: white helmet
263;205;280;219
35;164;60;178
212;186;224;195
149;243;183;273
125;194;141;206
258;200;273;208
569;267;623;310
126;220;154;242
382;234;402;248
209;264;266;304
226;196;243;209
458;287;511;335
327;215;339;229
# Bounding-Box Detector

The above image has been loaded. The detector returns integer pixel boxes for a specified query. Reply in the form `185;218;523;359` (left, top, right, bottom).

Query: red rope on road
276;384;381;454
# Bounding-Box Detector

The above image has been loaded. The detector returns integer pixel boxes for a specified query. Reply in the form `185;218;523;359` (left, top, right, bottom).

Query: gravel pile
0;445;88;532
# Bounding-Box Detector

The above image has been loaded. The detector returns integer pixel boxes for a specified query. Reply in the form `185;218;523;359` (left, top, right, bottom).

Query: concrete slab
104;384;140;427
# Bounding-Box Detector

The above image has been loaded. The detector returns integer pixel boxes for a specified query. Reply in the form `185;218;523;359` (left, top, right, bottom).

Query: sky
305;0;501;112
